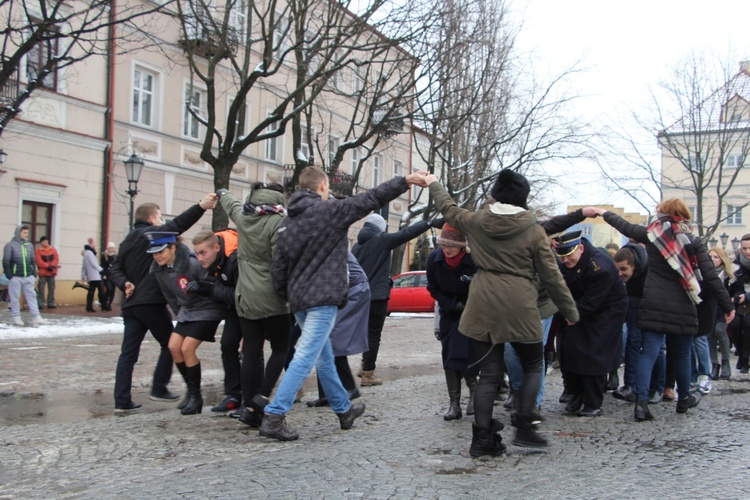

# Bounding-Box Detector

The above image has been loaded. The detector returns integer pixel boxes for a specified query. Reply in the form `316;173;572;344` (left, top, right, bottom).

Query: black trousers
362;299;389;371
114;304;174;406
86;280;104;310
220;308;242;399
240;314;291;403
471;339;543;429
564;372;605;411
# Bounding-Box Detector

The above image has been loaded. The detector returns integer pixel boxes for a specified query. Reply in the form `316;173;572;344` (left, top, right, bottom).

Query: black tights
471;339;543;429
239;314;291;403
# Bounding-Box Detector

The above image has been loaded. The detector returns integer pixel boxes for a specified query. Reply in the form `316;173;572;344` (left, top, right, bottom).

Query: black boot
676;392;701;414
634;399;654;421
175;362;189;410
605;369;619;391
512;414;548;448
469;424;506;458
181;363;203;415
85;293;95;312
711;363;720;381
443;369;462;420
259;413;299;441
465;374;477;416
564;394;583;415
720;359;732;379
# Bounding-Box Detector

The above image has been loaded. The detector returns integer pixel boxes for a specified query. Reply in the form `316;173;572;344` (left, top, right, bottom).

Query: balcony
179;15;239;60
373;107;405;138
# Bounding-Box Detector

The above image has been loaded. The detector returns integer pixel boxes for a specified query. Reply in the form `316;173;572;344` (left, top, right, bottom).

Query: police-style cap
553;230;582;257
145;231;178;253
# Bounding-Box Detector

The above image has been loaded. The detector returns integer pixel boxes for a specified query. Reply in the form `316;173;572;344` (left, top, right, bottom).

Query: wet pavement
2;309;750;498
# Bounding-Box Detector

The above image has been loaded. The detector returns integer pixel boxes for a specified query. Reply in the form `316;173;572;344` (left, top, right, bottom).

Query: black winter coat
559;238;628;375
623;243;648;310
426;248;478;372
603;212;733;335
352;220;430;301
272;177;410;312
204;235;239;306
109;204;207;309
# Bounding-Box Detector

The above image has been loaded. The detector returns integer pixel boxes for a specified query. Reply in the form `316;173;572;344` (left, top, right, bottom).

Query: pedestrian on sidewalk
108;194;217;413
259;166;429;441
100;242;118;311
35;236;59;309
3;225;47;326
82;238;104;312
707;247;733;379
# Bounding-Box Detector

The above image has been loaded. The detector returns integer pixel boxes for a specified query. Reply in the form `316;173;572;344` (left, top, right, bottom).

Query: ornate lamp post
123;153;145;230
732;237;741;252
720;232;729;248
709;237;718;249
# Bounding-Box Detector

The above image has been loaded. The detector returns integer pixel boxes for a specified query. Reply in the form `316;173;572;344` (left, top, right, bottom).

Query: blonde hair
708;246;735;281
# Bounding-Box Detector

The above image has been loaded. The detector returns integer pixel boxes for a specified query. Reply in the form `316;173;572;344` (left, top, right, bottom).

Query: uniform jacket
352;219;430;301
150;243;228;323
82;246;103;281
272;176;410;313
603;211;733;335
428;182;579;345
109;204;207;309
559;238;628;375
220;189;289;320
329;252;371;356
36;245;59;277
3;226;36;278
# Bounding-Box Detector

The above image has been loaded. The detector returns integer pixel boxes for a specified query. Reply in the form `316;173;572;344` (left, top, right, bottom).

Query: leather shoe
306;397;329;408
559;390;572;403
577;408;603;417
564;395;583;415
337;402;366;430
149;390;180;402
612;386;636;402
238;407;263;428
676;393;701;414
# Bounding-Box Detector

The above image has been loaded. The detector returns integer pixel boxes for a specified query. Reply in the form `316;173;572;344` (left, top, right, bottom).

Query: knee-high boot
181;363;203;415
175;362;189;410
464;373;477;416
443;369;462;420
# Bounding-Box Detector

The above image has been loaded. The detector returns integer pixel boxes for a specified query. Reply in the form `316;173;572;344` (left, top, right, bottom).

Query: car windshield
394;275;418;287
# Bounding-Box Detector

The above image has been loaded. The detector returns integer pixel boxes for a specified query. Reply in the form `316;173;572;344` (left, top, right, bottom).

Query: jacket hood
624;243;647;279
357;222;383;244
480;202;537;240
246;187;287;207
286;189;322;217
13;225;27;242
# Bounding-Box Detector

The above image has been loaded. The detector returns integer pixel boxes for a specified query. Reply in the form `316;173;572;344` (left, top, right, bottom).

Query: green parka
429;182;579;344
219;188;289;320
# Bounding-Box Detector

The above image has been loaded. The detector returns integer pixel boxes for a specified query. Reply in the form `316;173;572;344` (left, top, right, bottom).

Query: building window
327;135;340;168
727;154;745;169
351;65;364;94
300;123;310;163
350;148;359;175
184;86;205;139
329;50;344;90
728;205;743;225
230;0;248;39
373;155;382;187
393;159;402;178
133;67;155;127
265;118;281;162
26;25;58;90
22;201;53;244
273;13;289;59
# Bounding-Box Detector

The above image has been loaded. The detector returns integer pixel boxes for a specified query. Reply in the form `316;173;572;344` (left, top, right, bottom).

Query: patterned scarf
242;203;287;216
647;216;702;304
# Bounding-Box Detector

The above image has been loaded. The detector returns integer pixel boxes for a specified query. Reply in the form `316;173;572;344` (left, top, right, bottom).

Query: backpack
215;228;238;256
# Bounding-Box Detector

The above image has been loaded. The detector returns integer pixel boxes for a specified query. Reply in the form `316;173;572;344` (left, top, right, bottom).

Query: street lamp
123;153;145;229
720;232;729;247
0;148;7;164
709;237;718;249
732;237;741;252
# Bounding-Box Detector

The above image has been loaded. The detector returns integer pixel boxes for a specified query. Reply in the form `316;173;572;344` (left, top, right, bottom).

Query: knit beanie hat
437;223;468;248
490;169;530;208
366;213;387;232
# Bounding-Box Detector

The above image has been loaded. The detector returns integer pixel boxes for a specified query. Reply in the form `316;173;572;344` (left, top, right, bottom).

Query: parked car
387;271;435;313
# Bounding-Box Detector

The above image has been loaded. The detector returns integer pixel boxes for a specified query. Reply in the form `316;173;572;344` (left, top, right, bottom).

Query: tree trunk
212;162;232;230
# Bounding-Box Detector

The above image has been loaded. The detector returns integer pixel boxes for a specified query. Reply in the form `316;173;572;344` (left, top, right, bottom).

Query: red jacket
36;246;59;277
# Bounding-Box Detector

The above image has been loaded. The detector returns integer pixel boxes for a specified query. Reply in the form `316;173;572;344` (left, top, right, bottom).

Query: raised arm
217;190;244;224
427;180;475;236
539;208;588;236
598;209;649;244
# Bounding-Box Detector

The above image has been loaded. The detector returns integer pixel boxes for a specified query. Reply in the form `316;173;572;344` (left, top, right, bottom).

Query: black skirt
174;320;221;343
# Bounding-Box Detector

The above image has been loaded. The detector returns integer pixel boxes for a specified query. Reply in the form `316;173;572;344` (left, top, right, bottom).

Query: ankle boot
259;413;299;441
676;392;701;414
175;362;189;410
469;424;505;458
711;363;720;381
443;370;462;420
605;369;619;391
720;359;732;379
181;363;203;415
634;399;654;421
465;374;477;416
360;370;383;387
512;414;548;448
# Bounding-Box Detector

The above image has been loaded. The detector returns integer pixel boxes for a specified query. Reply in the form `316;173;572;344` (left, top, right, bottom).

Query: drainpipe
101;0;117;250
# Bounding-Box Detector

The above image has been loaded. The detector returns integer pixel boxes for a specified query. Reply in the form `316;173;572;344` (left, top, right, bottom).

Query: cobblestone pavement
2;312;750;499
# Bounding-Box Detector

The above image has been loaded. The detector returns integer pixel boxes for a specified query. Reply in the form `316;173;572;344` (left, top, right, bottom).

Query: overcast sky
510;0;750;214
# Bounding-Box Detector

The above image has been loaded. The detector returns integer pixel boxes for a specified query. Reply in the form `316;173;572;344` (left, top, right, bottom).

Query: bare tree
0;0;171;135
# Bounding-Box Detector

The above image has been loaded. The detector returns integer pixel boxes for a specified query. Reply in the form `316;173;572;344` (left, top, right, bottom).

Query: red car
387;271;435;313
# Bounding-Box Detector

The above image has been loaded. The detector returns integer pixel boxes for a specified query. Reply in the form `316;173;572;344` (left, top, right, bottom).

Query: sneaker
12;316;24;326
648;390;664;404
149;390;180;402
211;396;240;412
114;402;143;413
230;405;245;418
696;375;712;394
30;316;48;326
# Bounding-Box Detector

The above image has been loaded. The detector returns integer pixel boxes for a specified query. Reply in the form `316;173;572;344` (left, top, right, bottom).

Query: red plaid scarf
647;216;703;304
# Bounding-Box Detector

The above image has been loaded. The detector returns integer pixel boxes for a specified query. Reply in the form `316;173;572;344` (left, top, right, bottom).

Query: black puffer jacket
272;177;410;312
622;243;648;310
352;219;430;301
603;212;732;335
109;204;207;309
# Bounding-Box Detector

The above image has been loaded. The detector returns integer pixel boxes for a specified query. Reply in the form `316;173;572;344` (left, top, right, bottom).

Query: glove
48;266;54;272
429;217;445;229
434;329;442;341
185;281;214;296
453;301;465;313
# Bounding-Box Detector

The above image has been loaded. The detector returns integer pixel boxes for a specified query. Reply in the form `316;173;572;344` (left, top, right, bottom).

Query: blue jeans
265;306;351;415
504;315;553;406
649;342;666;393
623;308;641;389
638;331;693;401
691;335;711;381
